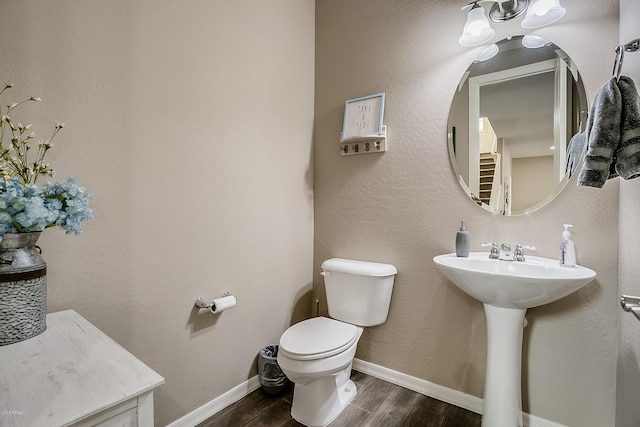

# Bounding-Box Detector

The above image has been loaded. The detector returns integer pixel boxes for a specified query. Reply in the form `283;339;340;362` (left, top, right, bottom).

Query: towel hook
613;44;625;82
613;38;640;82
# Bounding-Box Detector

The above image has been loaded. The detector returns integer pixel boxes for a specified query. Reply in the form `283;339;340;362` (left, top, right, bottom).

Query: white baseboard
167;359;566;427
166;375;261;427
353;358;567;427
353;358;484;414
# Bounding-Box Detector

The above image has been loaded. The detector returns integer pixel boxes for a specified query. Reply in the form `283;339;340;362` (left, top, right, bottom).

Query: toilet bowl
278;317;363;427
277;258;397;427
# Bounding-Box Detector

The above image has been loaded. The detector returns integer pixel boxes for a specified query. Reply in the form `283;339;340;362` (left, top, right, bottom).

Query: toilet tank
321;258;397;327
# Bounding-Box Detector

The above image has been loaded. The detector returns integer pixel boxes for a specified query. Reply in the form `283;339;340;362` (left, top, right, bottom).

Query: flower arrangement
0;83;93;236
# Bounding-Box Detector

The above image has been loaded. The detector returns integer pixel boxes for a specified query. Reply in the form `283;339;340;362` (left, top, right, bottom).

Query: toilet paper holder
194;292;235;312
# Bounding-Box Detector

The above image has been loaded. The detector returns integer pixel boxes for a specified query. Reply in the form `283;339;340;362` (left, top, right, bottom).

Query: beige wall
512;156;555;213
617;1;640;425
0;1;315;425
1;0;629;425
315;0;619;425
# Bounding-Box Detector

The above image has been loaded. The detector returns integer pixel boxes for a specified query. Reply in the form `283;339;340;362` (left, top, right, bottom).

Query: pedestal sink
433;252;596;427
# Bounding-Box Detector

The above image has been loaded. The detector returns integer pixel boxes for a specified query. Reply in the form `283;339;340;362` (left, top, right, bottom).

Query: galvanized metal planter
0;232;47;346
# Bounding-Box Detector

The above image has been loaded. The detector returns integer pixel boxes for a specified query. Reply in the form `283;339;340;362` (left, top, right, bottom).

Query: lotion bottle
456;220;469;258
559;224;576;267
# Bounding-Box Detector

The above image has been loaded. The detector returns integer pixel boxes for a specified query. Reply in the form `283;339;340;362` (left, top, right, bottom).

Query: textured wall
616;1;640;425
315;0;620;425
0;1;315;425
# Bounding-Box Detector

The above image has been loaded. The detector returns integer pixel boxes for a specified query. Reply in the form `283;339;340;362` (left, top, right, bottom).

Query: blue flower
0;176;93;235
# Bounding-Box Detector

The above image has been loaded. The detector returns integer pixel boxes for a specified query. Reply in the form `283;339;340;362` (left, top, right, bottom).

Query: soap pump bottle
559;224;576;267
456;220;469;258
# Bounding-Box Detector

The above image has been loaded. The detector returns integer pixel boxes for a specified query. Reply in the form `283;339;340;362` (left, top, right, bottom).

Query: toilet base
290;366;357;427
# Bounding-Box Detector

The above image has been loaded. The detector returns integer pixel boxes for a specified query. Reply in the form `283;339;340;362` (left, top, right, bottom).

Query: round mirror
447;36;588;216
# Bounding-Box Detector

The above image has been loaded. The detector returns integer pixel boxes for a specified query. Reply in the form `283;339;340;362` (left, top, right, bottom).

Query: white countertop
0;309;164;426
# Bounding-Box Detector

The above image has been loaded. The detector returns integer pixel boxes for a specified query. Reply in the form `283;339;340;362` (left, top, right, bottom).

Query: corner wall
315;0;619;425
0;1;315;424
616;1;640;425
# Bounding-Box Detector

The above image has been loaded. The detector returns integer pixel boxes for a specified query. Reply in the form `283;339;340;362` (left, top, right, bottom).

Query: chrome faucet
481;242;500;259
513;244;536;262
500;243;512;261
498;243;512;261
482;242;536;261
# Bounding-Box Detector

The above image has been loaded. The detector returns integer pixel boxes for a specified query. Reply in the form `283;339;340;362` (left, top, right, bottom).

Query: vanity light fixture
459;0;566;47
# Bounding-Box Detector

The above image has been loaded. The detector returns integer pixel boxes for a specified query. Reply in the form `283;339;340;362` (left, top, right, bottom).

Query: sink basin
433;252;596;309
433;252;597;427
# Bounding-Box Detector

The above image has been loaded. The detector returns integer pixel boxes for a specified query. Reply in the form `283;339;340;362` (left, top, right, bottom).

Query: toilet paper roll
210;295;237;314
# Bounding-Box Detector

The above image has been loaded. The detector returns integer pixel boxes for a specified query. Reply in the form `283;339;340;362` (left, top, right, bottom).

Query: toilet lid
280;317;359;360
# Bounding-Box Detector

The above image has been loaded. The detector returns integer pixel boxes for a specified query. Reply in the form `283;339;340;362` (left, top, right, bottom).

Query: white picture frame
341;93;385;140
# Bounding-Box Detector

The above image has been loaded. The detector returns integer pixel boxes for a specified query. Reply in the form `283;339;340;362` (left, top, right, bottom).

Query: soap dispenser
456;220;469;258
559;224;576;267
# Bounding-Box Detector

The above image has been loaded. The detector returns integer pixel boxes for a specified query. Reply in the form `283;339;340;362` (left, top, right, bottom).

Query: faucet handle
515;244;536;251
481;242;500;259
513;244;537;261
481;242;498;249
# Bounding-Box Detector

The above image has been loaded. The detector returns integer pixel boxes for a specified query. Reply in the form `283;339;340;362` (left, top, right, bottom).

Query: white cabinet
0;310;165;427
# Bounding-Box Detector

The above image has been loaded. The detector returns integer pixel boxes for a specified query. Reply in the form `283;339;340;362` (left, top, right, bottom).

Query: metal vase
0;232;47;346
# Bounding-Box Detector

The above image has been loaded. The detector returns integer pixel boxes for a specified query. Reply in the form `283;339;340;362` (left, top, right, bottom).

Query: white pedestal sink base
433;253;597;426
482;304;526;427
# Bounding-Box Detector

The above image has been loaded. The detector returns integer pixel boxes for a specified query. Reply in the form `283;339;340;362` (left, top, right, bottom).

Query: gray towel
565;131;586;178
578;76;640;187
578;77;620;187
616;76;640;180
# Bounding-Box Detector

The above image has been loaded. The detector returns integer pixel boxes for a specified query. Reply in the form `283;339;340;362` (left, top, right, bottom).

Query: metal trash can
258;344;290;395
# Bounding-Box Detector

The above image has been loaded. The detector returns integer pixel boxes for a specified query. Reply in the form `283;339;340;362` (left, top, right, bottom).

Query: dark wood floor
198;371;481;427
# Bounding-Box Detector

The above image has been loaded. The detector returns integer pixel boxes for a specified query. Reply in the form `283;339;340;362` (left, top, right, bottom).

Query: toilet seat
280;317;358;361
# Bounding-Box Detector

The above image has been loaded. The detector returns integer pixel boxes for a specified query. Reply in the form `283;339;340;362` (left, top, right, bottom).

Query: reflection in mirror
447;36;588;216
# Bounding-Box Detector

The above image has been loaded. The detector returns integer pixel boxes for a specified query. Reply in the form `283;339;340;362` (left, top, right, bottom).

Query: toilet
277;258;397;427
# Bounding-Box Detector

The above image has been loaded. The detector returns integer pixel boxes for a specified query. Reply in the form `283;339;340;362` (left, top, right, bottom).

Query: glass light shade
473;44;500;62
521;0;566;29
521;35;552;48
459;6;496;47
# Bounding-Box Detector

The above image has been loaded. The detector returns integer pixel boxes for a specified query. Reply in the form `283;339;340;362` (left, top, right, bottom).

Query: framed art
341;93;385;140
